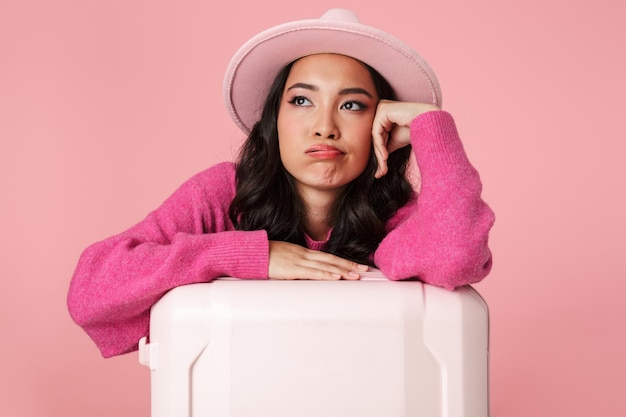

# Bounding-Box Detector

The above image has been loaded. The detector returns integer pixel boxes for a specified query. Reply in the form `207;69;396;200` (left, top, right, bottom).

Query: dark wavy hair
229;59;413;264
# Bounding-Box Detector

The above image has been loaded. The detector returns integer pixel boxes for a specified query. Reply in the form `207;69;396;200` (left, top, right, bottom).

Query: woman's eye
341;101;366;111
289;96;312;106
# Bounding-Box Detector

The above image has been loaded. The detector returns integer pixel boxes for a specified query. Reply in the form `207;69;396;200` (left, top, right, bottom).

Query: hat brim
223;13;442;134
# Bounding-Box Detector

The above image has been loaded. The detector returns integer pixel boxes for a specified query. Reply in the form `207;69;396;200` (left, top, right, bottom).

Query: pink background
1;0;624;415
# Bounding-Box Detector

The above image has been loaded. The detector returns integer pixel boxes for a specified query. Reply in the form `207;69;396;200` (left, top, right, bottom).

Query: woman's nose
312;109;339;139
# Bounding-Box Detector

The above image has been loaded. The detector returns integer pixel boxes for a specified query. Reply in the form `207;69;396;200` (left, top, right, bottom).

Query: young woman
68;9;495;358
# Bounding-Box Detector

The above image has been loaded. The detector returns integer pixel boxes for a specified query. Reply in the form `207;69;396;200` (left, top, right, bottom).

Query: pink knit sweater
68;111;495;358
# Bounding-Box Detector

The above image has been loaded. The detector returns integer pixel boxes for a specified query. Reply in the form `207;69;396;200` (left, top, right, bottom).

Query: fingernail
357;264;369;271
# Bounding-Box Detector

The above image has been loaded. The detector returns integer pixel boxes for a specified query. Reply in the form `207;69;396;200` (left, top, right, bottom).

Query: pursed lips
305;144;345;159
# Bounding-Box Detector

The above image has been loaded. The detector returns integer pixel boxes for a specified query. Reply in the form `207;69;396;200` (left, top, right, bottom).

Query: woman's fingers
371;126;389;179
268;241;368;280
300;250;369;280
371;103;394;178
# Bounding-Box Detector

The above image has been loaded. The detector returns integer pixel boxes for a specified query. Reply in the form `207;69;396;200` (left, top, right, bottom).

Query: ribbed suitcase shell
139;270;490;417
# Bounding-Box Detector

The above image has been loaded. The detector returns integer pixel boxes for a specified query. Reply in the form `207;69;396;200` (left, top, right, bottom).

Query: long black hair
229;58;413;264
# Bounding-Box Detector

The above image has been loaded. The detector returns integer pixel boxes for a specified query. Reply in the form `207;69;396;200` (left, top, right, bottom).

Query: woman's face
277;53;378;199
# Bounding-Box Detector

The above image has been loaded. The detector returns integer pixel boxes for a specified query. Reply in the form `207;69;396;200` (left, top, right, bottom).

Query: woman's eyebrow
339;87;373;98
287;82;317;91
287;83;373;98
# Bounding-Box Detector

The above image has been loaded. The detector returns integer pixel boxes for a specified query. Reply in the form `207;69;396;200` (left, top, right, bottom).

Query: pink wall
1;0;624;415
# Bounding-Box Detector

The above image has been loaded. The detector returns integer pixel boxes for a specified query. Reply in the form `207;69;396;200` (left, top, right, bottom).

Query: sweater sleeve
67;162;269;357
374;111;495;290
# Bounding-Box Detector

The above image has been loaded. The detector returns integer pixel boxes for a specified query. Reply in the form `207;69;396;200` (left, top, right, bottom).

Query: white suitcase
139;269;490;417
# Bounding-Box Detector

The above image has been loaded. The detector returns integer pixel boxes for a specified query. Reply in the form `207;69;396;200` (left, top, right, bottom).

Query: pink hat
223;8;442;134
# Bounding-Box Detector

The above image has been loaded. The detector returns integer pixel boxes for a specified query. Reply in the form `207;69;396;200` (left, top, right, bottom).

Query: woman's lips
305;144;344;159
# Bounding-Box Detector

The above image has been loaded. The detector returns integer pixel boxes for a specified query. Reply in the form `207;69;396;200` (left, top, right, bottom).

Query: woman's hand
371;100;440;178
268;240;368;280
